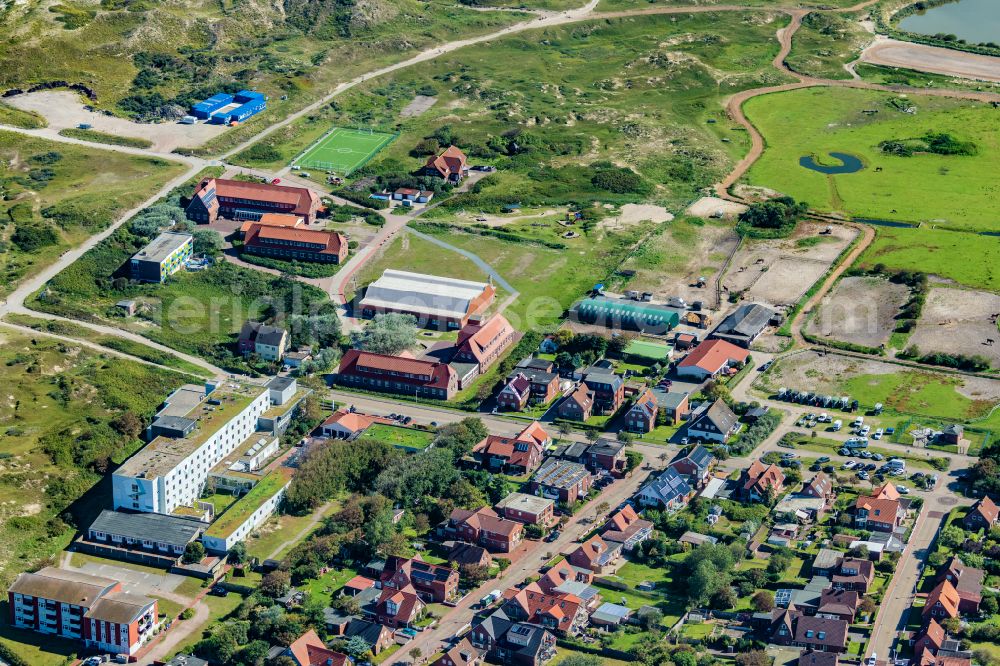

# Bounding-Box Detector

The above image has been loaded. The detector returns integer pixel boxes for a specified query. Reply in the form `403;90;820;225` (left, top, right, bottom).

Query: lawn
857;225;1000;292
300;567;361;608
0;623;78;666
233;11;794;212
365;423;436;450
244;500;342;561
0;130;186;298
744;87;1000;230
0;332;188;588
596;561;686;625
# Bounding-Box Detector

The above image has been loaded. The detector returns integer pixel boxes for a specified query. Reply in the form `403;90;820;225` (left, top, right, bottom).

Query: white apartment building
112;382;271;515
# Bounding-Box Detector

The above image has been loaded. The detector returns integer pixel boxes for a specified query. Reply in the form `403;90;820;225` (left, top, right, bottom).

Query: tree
193;229;222;257
461;563;492;586
617;429;633;444
229;541;247;565
859;596;877;616
737;196;808;238
596;501;610;517
409;647;422;663
981;595;999;616
585;429;601;443
751;590;774;612
182;541;205;564
260;569;291;598
342;635;372;660
349;313;418;355
625;449;643;472
111;412;144;438
736;651;770;666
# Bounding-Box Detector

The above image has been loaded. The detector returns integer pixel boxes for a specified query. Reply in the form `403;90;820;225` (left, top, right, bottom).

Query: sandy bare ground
909;286;1000;368
807;276;909;348
621;220;739;306
861;38;1000;84
722;222;857;308
761;350;897;395
599;203;674;229
686;196;747;219
400;94;438;117
5;91;227;152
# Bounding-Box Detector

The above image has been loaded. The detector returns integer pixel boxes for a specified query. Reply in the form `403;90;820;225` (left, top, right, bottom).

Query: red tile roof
339;349;455;390
873;482;901;500
970;496;1000;525
451;506;523;538
288;629;349;666
244;224;346;255
425;145;467;179
196;178;320;216
678;339;749;374
744;460;785;494
504;587;583;632
854;495;901;523
456;314;515;366
924;579;961;619
240;213;303;234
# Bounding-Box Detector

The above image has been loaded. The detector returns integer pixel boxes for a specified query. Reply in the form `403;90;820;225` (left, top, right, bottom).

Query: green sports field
294;127;395;175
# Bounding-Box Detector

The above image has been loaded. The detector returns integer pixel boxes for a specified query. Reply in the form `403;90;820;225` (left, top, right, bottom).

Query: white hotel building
112;381;271;515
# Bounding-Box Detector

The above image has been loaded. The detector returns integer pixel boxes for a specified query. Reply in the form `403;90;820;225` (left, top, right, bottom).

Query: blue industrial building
191;90;267;125
191;93;234;119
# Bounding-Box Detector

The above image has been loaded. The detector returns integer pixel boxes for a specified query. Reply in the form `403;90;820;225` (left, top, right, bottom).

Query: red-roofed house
453;314;518;375
471;422;549;475
626;388;658;434
424;146;468;183
343;575;376;596
239;212;303;237
286;629;350;666
336;349;458;400
676;339;749;380
380;556;459;603
914;619;946;661
739;460;786;502
601;506;653;551
502;587;588;635
557;383;595;422
447;507;524;553
852;494;903;532
924;580;961;621
497;372;532;411
567;535;622;574
243;224;348;264
187;177;322;224
320;410;393;439
374;587;425;629
963;496;1000;532
940;556;984;614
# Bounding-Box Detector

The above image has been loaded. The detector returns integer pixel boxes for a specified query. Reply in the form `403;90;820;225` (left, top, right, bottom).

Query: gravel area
807;276;910;348
909;286;1000;368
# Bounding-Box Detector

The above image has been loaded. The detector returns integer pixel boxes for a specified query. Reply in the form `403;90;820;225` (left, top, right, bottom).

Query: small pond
897;0;1000;45
799;152;864;174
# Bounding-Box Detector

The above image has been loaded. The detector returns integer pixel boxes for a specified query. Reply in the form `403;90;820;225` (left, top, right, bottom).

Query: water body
898;0;1000;45
799;152;864;174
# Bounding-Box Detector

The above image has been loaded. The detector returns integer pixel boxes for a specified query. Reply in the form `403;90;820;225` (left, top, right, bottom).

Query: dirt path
266;500;335;561
136;597;210;666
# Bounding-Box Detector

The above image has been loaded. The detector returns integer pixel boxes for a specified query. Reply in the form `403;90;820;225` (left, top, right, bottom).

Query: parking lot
68;560;186;597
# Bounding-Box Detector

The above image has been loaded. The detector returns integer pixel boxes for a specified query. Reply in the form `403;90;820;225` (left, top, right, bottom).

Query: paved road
386;447;661;665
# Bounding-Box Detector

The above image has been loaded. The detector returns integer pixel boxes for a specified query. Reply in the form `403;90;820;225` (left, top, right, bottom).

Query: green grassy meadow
784;11;870;80
744;87;1000;230
0;131;186;298
233;11;793;211
858;225;1000;292
365;423;435;450
0;330;187;590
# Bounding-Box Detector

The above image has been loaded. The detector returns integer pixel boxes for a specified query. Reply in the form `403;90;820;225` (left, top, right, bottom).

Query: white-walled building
112;382;272;515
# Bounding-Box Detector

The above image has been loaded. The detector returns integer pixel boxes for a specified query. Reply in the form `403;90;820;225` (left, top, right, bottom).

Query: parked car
872;453;884;461
823;465;836;473
896;484;910;494
817;456;830;464
858;471;870;480
843;461;856;469
872;428;883;440
210;586;228;597
781;452;797;460
545;530;561;543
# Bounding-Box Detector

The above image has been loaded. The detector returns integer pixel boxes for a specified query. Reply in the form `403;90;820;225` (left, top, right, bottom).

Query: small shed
116;299;138;317
591;602;632;627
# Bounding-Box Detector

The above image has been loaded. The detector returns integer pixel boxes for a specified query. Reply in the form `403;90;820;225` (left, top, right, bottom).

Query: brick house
852;494;903;532
739;459;786;502
625;388;658;434
582;371;624;415
424;146;468;183
495;493;556;526
924;579;961;621
498;373;532;411
669;444;715;488
471;422;549;476
380;556;459;603
939;556;984;614
963;496;999;532
453;314;518;375
601;506;653;551
567;535;622;574
447;507;525;553
186;177;322;224
557;384;594;421
830;557;875;594
336;349;458;400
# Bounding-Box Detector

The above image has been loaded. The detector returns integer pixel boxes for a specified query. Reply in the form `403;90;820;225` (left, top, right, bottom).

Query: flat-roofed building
130;232;192;283
359;269;496;330
530;459;592;504
7;567;157;657
495;492;556;526
112;382;271;515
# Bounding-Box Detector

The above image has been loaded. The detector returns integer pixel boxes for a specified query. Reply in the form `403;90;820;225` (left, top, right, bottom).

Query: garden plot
722;222;856;307
806;275;909;348
908;286;1000;368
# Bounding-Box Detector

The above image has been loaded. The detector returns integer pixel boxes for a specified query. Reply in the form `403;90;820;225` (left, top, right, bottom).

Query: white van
886;459;906;472
832;420;842;431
